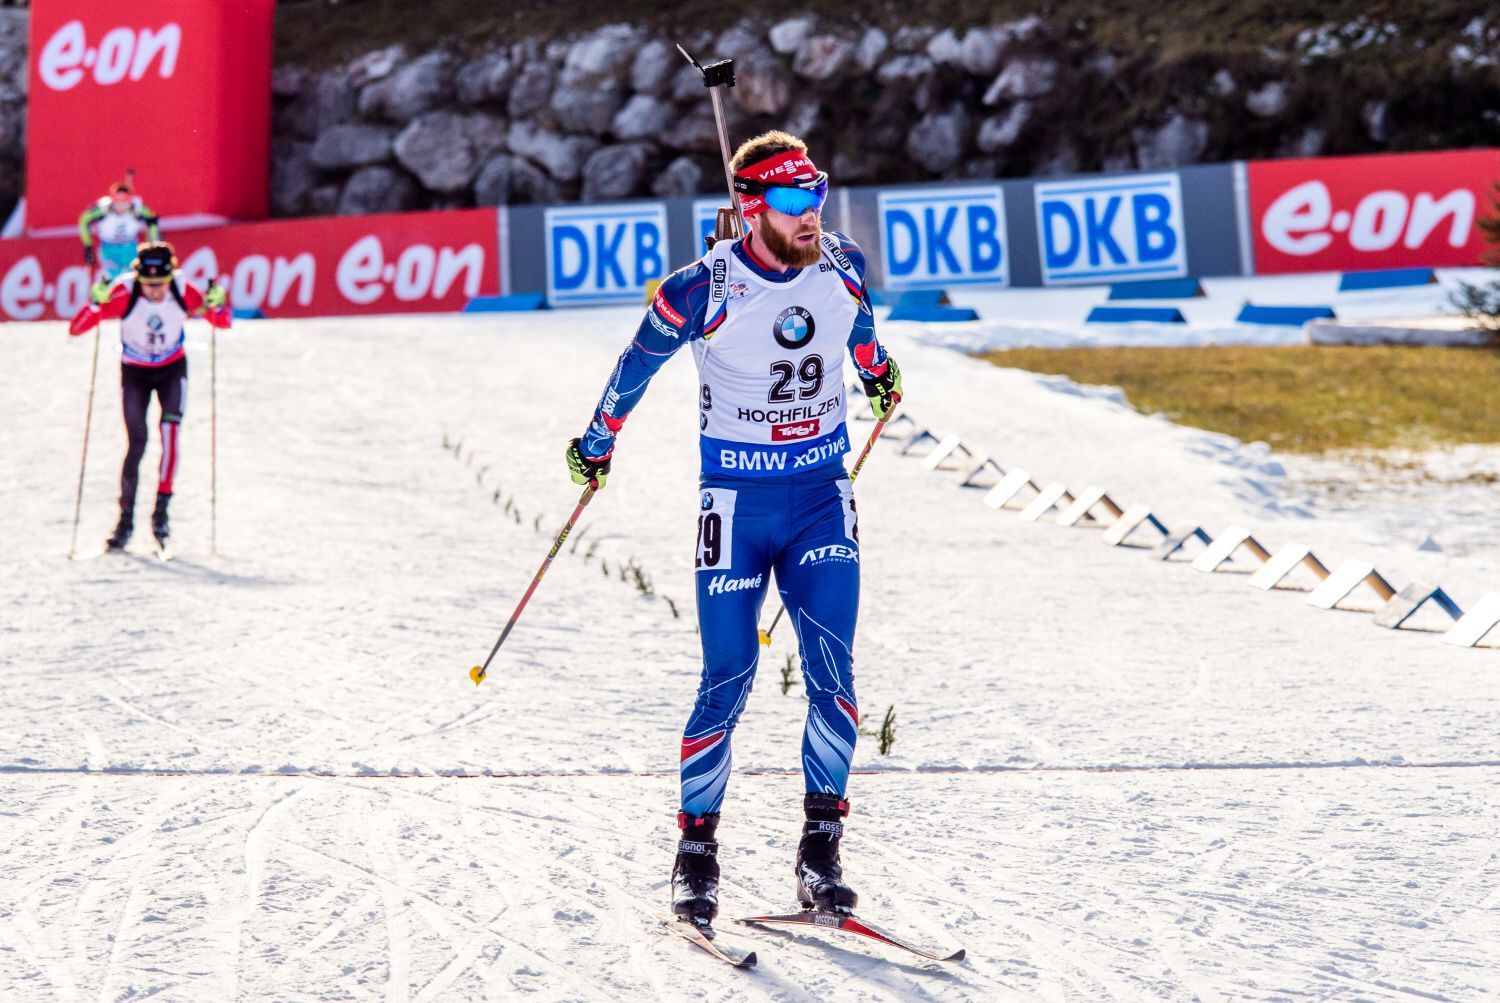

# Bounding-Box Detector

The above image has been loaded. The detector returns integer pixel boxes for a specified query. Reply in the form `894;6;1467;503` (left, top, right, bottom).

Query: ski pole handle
470;481;598;686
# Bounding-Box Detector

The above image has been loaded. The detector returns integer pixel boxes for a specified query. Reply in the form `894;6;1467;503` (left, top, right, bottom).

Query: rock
1246;80;1288;118
984;59;1057;103
281;72;357;140
830;150;870;183
307;183;341;217
671;64;706;103
976;101;1032;153
562;24;642;86
550;83;625;135
1280;126;1326;158
876;54;934;87
467;113;510;161
507;120;599;181
651;155;706;197
907;104;970;175
734;52;791;115
456;50;514;107
769;16;816;55
509;157;563;204
783;99;822;138
958;27;1004;76
347;45;406;87
612;95;673;141
631;40;678;97
271;65;308;99
713;24;764;61
269;140;318;217
1209;69;1237;96
394;111;505;192
795;35;853;81
581;143;651;201
337;166;421;215
508;61;555;118
662;107;721;153
473;155;515;205
310;124;396;170
891;27;936;54
926;29;963;66
1034;143;1081;177
358;50;455;123
854;28;889;72
1133;114;1210;169
1364;100;1390;143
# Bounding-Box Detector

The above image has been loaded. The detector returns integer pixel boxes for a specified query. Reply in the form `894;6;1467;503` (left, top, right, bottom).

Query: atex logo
39;21;182;91
798;544;858;565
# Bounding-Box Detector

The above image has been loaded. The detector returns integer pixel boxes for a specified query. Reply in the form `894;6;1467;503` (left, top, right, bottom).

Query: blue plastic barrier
1337;267;1435;291
231;307;265;320
888;303;980;323
1107;277;1205;300
464;293;548;312
1086;305;1186;324
1236;303;1335;326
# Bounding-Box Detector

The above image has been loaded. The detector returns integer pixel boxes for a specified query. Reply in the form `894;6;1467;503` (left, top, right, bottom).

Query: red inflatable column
25;0;275;234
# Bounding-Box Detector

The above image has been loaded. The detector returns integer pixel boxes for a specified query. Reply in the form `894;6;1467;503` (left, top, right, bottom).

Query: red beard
757;217;823;269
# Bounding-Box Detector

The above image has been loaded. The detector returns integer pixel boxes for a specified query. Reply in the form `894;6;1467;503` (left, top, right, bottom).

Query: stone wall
2;11;1499;223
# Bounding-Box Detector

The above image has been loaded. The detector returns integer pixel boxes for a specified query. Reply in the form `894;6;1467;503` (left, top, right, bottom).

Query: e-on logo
772;306;815;349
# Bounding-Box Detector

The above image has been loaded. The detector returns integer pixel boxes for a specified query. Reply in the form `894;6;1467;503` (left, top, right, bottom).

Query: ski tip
741;951;759;968
946;948;966;963
468;665;486;686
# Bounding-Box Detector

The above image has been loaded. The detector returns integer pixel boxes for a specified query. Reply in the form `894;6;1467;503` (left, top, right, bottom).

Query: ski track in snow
2;313;1498;1001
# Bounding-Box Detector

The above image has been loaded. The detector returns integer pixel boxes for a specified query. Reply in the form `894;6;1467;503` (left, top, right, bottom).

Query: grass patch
981;345;1500;454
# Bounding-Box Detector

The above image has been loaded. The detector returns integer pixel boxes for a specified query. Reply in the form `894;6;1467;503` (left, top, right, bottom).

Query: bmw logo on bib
772;306;815;349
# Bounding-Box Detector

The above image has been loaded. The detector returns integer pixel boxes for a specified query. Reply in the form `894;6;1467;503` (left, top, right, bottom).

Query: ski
658;915;758;968
737;911;965;965
155;544;173;563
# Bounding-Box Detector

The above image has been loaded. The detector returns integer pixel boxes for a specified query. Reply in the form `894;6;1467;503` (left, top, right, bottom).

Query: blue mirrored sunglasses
762;176;829;216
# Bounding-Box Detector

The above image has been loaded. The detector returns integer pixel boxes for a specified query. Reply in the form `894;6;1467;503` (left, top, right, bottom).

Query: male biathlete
69;242;230;552
565;131;902;930
79;180;160;296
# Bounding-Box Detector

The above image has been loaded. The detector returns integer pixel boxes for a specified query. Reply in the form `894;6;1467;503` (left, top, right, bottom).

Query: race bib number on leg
696;488;737;571
837;479;858;544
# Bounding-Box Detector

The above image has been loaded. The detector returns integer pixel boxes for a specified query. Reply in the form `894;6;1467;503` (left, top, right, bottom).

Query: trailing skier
78;177;161;295
68;242;231;553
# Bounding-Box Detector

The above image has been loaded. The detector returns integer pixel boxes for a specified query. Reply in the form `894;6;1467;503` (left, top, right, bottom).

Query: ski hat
733;149;829;218
133;242;177;284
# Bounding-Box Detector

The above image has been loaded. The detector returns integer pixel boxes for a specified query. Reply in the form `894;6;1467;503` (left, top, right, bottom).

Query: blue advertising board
878;186;1009;291
545;203;669;307
1034;173;1188;285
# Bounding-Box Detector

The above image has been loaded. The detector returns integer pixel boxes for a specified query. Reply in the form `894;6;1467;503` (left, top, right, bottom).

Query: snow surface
2;308;1498;1001
905;268;1496;352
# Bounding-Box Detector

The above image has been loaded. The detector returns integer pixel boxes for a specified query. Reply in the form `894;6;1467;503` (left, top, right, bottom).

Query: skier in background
564;131;902;931
68;242;230;552
78;178;160;301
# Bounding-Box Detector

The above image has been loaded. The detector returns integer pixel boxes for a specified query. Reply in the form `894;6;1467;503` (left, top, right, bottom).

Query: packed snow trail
1;314;1497;1001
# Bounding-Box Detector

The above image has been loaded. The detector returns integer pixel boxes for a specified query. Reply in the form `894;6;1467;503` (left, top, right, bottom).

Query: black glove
860;356;903;419
566;437;610;488
83;245;96;266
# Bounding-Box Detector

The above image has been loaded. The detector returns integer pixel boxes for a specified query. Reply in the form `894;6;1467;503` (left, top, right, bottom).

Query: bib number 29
768;354;824;403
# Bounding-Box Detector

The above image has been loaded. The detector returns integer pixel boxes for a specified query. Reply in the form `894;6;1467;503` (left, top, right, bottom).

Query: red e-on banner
168;210;503;319
1247;149;1500;275
25;0;275;233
